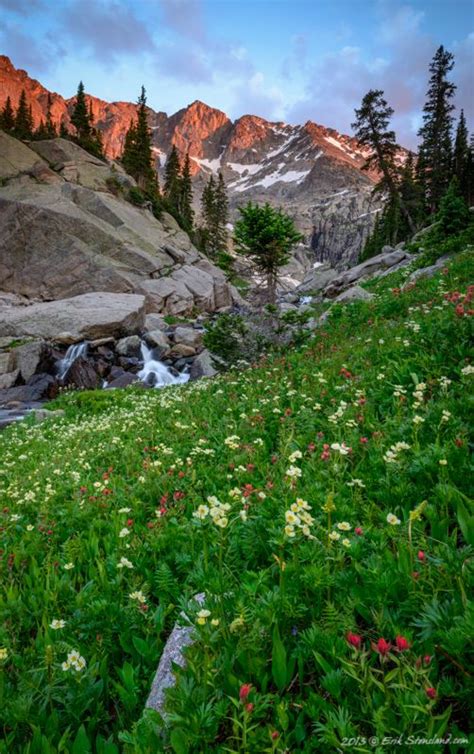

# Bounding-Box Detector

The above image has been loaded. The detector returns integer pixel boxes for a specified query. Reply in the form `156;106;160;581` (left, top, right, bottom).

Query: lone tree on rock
234;202;302;305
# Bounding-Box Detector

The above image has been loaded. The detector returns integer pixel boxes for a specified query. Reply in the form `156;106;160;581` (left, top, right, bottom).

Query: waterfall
138;342;190;388
57;342;88;381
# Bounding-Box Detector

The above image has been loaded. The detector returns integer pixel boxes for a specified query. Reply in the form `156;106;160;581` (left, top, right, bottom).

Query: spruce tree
436;177;471;237
199;175;216;254
14;89;34;139
164;145;181;212
417;45;456;214
214;171;229;252
0;96;15;131
453;109;469;202
352;89;415;234
71;81;92;142
178;152;194;232
122;87;159;195
45;93;57;138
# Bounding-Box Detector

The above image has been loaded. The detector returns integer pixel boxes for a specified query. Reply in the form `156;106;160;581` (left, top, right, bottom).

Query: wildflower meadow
1;251;473;752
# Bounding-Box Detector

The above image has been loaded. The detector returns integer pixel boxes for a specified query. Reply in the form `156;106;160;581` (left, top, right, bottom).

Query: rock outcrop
0;133;239;314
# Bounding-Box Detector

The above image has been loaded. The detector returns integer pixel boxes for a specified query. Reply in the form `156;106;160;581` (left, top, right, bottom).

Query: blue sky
0;0;472;147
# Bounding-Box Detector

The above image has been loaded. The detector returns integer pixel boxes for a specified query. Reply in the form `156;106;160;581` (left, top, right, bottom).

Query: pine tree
71;81;92;142
234;202;303;304
122;87;159;195
178;152;194;232
453;109;469;202
164;145;181;212
14;89;34;139
417;45;456;215
70;82;104;158
352;89;415;234
436;177;471;237
466;135;474;207
214;171;229;252
44;93;57;138
199;175;216;254
0;96;15;131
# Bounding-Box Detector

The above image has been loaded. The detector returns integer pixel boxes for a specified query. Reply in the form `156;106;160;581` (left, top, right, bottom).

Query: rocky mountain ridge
0;54;400;265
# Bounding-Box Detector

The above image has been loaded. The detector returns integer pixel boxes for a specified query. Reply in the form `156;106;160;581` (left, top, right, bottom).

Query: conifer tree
164;145;181;212
122;87;159;195
14;89;34;139
45;93;57;138
70;81;104;158
71;81;91;142
466;135;474;207
453;109;469;201
0;96;15;131
352;89;415;234
436;177;471;237
214;171;229;252
417;45;456;214
178;152;194;232
199;174;216;254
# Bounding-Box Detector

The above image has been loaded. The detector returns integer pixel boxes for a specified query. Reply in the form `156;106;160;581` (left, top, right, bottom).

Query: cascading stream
57;342;89;380
138;342;190;387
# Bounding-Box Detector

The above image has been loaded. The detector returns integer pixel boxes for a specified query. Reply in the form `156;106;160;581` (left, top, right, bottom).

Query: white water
138;343;190;388
57;342;88;380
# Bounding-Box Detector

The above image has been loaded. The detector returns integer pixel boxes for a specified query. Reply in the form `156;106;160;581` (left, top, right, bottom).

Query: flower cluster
383;441;410;464
61;650;86;673
284;498;315;538
193;496;231;528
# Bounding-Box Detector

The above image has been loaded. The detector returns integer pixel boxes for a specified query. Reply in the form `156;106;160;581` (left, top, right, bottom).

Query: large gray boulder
0;130;48;179
0;292;146;341
323;249;412;298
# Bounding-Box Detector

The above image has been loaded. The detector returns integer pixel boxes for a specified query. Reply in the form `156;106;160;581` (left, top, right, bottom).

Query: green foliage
0;95;15;131
417;45;457;215
436;177;471;237
128;186;146;206
197;172;229;260
234;202;303;303
13;89;34;140
70;81;104;159
122;87;159;200
1;250;473;751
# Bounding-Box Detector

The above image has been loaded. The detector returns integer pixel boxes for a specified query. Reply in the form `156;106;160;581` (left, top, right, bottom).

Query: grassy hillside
1;251;473;753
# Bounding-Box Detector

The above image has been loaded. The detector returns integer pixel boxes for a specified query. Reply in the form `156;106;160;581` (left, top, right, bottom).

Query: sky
0;0;472;148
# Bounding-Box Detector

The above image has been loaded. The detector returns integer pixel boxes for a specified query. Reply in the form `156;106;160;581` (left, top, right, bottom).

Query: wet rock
106;372;142;389
64;357;100;390
0;373;57;405
116;335;142;358
169;344;196;359
144;330;171;355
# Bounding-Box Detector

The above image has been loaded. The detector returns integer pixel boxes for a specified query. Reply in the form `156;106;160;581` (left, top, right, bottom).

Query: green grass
1;251;473;753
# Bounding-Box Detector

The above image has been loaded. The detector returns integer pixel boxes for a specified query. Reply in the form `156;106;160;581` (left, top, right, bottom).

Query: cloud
229;71;285;121
157;45;213;84
158;0;207;43
0;22;62;72
60;0;157;62
0;0;42;14
285;4;470;148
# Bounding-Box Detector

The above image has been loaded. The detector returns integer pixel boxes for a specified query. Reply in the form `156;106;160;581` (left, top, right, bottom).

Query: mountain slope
0;55;401;265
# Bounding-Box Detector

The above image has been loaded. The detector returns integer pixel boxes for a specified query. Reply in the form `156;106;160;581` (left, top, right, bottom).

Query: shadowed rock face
0;132;240;314
0;55;411;266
